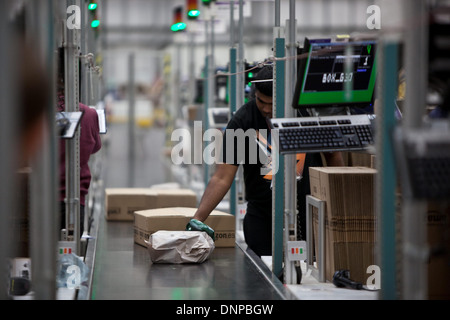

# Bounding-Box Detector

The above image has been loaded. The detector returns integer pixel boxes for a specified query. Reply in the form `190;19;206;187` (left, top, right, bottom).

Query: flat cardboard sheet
309;166;377;283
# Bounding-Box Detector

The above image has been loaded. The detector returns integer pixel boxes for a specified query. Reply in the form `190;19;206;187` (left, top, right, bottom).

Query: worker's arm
193;163;239;222
323;152;345;166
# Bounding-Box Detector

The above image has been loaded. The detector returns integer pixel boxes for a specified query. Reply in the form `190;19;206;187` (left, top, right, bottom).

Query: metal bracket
306;195;326;282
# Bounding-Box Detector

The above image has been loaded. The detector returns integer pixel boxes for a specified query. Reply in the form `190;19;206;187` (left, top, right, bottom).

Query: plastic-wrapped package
145;231;215;264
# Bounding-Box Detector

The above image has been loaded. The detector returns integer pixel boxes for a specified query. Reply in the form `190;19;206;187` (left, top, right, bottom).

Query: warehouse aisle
89;118;291;300
102;122;168;188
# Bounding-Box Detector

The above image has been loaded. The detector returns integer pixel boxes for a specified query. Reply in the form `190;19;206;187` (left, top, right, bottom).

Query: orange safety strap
257;130;306;180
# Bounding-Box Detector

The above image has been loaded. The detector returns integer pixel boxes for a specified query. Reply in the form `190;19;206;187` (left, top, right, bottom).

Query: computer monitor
296;38;332;77
208;107;229;128
428;7;450;112
292;40;377;110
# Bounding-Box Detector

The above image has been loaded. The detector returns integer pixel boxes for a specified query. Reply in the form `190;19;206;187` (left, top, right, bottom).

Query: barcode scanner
332;270;363;290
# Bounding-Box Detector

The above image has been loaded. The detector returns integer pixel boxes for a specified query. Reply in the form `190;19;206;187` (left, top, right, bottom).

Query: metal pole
174;42;182;120
272;35;285;279
272;0;284;279
404;0;428;130
203;16;210;187
128;53;136;187
189;32;195;106
232;0;245;235
401;0;429;300
205;9;216;182
229;1;237;217
65;0;81;254
80;0;88;105
29;0;58;299
377;40;399;300
230;0;235;47
188;31;195;185
283;0;297;285
275;0;280;27
0;0;18;300
237;0;244;108
210;12;215;99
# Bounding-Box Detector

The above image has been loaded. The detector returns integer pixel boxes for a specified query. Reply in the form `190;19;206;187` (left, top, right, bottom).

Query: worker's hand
186;219;215;241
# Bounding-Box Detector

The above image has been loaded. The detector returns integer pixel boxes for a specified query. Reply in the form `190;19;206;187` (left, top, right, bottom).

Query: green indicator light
91;20;100;28
300;248;303;254
248;72;254;78
367;44;372;54
88;3;97;10
188;10;200;18
171;22;186;32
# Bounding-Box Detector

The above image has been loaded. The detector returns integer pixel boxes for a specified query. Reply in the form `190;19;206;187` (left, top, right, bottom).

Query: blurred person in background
57;48;102;237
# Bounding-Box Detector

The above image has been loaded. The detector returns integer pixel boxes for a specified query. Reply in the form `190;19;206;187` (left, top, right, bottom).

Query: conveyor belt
89;216;293;300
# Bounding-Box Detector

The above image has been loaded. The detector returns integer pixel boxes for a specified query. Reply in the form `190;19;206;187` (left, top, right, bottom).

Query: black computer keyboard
269;115;375;154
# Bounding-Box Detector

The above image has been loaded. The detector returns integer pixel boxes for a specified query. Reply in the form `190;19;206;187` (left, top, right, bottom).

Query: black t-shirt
222;99;272;212
221;99;323;224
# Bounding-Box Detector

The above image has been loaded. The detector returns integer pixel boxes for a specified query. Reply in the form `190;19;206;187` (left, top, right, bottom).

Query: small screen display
294;40;377;108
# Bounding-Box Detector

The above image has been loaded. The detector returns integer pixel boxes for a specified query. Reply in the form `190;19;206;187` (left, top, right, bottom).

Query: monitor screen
292;40;377;109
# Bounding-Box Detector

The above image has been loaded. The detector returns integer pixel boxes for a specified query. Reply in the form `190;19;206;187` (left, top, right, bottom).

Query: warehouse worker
57;48;102;237
190;64;344;258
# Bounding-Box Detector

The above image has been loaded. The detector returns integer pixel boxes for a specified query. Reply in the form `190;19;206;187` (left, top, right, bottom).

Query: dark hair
254;64;273;97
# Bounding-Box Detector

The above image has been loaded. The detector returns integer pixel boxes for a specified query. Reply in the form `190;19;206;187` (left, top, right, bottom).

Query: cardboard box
134;207;235;248
426;202;450;300
370;155;376;169
105;188;197;221
312;210;376;283
309;167;377;283
155;189;198;208
309;167;376;220
13;170;31;257
348;152;373;168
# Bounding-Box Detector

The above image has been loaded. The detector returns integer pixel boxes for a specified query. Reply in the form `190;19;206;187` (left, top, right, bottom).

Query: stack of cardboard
426;201;450;299
309;167;377;283
134;207;235;248
347;152;374;168
104;188;198;221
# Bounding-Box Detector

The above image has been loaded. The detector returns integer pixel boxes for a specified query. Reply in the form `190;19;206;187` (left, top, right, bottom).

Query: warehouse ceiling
101;0;375;50
102;0;277;49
